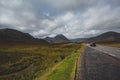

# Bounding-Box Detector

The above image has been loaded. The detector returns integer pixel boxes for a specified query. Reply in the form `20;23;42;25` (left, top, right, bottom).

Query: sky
0;0;120;39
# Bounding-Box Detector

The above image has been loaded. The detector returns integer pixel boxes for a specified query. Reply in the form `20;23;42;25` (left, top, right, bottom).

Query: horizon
0;0;120;38
0;28;119;39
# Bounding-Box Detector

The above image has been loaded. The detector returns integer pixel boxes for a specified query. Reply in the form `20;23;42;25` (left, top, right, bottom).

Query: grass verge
75;45;86;80
39;45;86;80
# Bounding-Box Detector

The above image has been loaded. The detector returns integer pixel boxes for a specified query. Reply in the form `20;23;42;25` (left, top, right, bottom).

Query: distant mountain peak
44;34;70;43
55;34;67;38
55;34;64;36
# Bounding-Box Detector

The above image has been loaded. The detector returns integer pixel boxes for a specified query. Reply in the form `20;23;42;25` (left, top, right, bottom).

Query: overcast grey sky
0;0;120;39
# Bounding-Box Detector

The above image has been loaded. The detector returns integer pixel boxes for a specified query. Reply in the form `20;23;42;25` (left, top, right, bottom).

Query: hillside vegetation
40;45;85;80
0;43;81;80
98;42;120;48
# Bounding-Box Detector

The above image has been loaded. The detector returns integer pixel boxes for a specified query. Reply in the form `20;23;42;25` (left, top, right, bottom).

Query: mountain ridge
0;28;48;44
44;34;71;43
72;31;120;43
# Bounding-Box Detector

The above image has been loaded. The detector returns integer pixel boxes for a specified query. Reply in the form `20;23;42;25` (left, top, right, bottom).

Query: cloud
0;0;120;38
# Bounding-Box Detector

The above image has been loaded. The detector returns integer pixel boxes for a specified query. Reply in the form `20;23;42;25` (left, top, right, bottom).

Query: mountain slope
44;34;71;43
72;31;120;43
85;31;120;43
0;28;48;44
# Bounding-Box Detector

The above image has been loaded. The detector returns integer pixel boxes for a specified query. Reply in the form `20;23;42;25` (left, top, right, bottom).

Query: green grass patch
44;45;85;80
75;45;86;80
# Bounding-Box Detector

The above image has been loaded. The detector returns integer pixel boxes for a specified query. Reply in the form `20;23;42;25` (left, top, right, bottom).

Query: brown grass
0;43;81;80
98;42;120;48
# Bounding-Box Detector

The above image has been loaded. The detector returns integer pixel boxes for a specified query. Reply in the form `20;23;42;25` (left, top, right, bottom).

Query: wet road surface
79;46;120;80
89;45;120;59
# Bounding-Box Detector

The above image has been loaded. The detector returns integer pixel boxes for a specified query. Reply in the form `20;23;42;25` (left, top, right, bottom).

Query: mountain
44;37;53;43
73;31;120;43
85;31;120;43
44;34;71;43
0;28;48;44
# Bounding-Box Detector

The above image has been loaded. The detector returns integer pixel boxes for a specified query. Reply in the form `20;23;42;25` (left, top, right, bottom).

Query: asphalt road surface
89;45;120;59
79;45;120;80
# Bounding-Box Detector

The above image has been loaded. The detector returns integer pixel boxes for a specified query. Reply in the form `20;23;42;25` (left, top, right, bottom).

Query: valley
0;28;120;80
0;43;81;80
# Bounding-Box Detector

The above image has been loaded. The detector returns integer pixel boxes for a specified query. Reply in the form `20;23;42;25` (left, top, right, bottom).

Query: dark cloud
0;0;120;38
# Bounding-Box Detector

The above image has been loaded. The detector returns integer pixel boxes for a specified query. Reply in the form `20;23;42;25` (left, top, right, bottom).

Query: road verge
74;45;86;80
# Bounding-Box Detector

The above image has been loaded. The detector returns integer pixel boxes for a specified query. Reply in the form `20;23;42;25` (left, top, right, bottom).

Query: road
89;45;120;59
79;45;120;80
